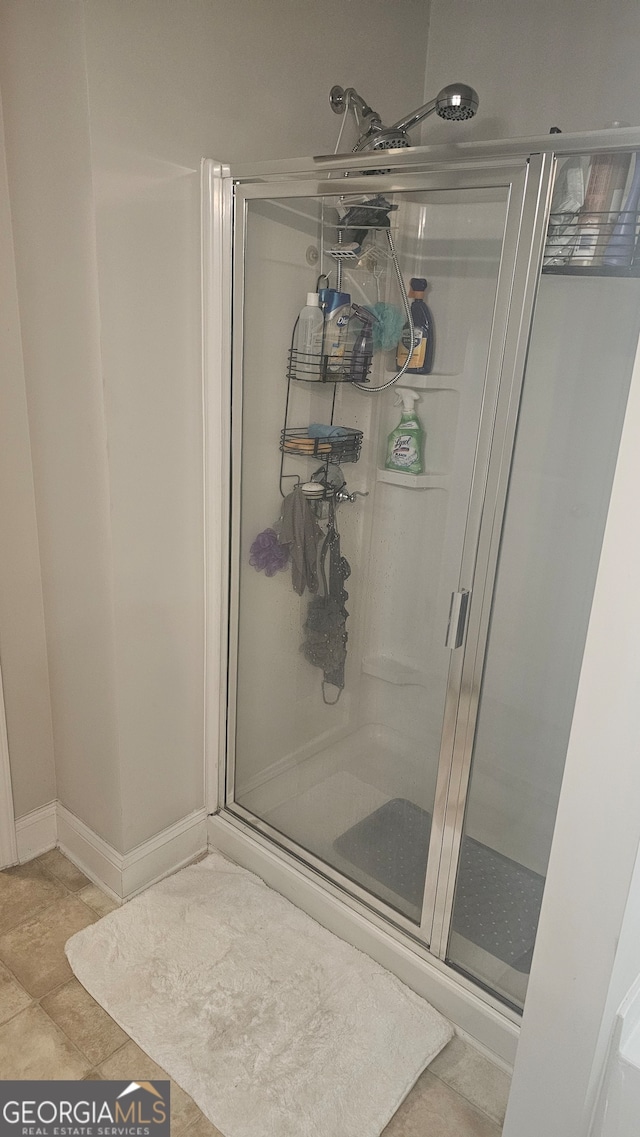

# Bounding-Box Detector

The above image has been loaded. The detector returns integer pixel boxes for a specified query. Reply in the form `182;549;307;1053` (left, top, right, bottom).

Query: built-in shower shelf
376;469;449;490
383;371;458;391
362;655;429;687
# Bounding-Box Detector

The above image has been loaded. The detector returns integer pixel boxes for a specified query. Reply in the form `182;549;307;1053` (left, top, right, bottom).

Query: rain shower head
357;128;413;152
330;82;479;153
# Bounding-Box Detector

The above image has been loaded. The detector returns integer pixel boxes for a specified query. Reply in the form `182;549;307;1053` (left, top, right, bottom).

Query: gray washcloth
277;486;323;596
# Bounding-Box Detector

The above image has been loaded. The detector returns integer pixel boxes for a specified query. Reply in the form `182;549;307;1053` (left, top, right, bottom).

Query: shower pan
203;125;640;1056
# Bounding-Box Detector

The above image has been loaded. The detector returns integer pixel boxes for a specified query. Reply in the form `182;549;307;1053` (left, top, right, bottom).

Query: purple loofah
249;528;290;576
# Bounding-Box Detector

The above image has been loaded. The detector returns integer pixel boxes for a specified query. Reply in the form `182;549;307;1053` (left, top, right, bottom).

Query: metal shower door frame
420;151;555;958
218;151;555;976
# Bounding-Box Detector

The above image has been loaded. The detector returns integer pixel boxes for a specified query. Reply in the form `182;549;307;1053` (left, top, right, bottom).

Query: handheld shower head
390;83;479;134
433;83;479;122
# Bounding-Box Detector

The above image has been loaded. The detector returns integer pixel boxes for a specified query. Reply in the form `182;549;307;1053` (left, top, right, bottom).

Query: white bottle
293;293;324;379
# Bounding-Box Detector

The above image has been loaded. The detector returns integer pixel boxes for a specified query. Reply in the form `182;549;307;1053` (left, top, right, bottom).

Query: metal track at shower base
209;808;521;1062
214;802;523;1029
224;800;430;944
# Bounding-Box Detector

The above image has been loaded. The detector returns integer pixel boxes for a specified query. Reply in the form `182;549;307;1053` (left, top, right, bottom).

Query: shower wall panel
358;196;506;758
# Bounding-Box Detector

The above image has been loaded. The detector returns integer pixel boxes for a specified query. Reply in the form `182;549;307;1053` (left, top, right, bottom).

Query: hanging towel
301;498;351;701
277;486;323;596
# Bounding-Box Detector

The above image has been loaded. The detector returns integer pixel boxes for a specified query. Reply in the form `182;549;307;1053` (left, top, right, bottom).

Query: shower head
433;83;479;122
331;82;479;153
355;128;413;153
389;83;479;134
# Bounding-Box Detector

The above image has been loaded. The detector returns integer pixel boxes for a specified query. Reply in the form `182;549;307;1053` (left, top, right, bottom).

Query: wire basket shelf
543;209;640;274
280;427;363;464
287;346;372;384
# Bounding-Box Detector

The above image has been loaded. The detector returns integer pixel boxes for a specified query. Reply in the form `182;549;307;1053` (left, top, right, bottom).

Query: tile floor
0;850;508;1136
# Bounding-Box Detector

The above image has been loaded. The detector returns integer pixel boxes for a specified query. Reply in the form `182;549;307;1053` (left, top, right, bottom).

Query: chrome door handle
445;590;471;650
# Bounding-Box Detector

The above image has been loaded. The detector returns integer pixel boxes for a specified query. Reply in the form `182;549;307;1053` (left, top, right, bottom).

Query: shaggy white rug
66;853;452;1137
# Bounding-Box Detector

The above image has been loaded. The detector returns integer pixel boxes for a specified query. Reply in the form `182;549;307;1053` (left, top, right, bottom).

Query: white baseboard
0;667;18;869
57;804;208;900
57;805;123;899
121;809;208;898
15;802;57;863
14;801;208;902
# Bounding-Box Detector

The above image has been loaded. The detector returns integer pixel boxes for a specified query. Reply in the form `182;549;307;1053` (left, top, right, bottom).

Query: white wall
82;0;430;166
589;840;640;1134
0;92;56;819
424;0;640;141
0;2;124;847
0;0;430;852
502;330;640;1137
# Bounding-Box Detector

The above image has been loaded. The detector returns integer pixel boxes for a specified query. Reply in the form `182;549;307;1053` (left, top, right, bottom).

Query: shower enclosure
204;129;640;1040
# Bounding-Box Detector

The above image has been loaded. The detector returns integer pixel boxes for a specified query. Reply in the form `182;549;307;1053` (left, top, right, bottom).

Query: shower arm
388;99;438;135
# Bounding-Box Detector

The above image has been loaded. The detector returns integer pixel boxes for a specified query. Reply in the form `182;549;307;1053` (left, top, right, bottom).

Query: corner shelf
362;655;429;688
376;468;449;490
382;370;459;391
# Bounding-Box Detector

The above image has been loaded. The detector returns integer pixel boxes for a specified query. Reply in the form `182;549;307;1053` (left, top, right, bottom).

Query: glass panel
232;184;509;925
447;269;640;1007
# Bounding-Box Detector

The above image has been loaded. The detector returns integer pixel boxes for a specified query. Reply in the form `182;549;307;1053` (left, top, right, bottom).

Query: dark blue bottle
396;277;435;375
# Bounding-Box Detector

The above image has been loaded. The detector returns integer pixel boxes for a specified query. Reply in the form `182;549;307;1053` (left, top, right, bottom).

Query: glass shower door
443;246;640;1009
226;159;550;939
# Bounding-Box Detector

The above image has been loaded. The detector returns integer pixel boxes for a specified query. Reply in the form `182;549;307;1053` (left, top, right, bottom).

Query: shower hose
331;90;416;394
352;228;415;393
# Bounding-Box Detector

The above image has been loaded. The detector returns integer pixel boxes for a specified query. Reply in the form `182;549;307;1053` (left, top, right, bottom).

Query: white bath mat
66;852;452;1137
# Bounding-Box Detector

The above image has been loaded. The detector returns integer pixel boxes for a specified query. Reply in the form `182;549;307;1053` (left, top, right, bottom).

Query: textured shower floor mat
65;852;453;1137
335;798;545;973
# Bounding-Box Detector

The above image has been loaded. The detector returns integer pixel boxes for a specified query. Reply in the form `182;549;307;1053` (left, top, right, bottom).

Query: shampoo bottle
292;292;324;379
385;388;424;475
396;277;434;375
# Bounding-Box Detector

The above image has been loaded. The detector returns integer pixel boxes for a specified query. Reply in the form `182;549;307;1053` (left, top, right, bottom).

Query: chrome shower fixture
329;83;479;153
329;86;383;136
